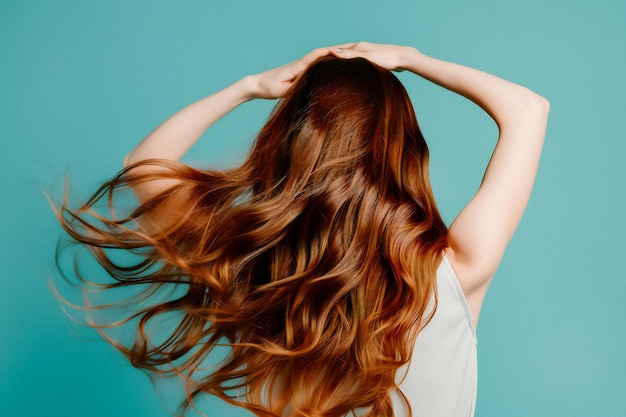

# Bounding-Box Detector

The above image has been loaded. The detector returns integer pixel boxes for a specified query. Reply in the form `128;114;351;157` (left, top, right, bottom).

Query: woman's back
392;256;477;417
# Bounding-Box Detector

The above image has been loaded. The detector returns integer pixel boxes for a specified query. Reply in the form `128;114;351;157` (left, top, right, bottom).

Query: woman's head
249;56;433;209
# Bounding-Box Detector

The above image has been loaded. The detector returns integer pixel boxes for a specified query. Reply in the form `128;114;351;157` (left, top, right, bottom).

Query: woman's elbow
527;92;550;118
536;94;550;115
522;92;550;130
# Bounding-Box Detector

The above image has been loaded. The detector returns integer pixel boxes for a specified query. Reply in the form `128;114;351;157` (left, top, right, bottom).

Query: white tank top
391;255;477;416
268;255;477;417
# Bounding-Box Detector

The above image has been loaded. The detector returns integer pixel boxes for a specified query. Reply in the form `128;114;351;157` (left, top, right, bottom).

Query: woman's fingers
332;42;410;71
347;41;376;52
286;44;356;80
253;42;403;99
297;44;351;67
332;46;372;61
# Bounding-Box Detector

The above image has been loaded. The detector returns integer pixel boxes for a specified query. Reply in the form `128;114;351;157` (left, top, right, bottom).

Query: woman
56;42;549;417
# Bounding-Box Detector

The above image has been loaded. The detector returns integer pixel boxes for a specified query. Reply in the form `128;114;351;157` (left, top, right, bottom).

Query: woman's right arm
335;43;549;323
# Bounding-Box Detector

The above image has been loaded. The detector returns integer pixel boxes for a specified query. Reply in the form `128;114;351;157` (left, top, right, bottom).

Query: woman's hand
247;42;417;99
248;45;350;99
330;42;419;72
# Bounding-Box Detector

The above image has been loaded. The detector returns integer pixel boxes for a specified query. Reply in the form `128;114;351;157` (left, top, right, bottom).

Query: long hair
54;56;448;417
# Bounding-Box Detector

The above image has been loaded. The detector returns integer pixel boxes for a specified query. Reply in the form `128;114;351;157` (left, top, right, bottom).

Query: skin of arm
122;78;254;202
124;46;345;202
334;43;549;324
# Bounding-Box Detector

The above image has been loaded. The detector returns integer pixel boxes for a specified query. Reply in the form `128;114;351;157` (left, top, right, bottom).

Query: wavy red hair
54;56;448;417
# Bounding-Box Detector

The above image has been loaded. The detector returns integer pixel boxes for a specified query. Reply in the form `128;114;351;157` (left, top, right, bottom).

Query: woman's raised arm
124;47;340;202
335;43;549;323
123;78;253;202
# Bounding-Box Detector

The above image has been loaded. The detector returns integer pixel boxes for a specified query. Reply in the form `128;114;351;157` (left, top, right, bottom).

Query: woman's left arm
124;77;252;165
124;47;340;202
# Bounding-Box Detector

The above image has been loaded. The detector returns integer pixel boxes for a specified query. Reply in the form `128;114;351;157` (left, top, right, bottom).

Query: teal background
2;0;625;416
